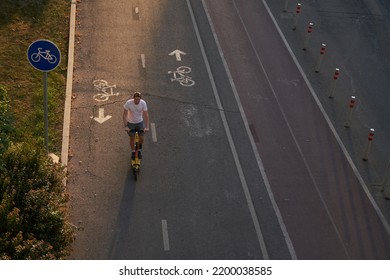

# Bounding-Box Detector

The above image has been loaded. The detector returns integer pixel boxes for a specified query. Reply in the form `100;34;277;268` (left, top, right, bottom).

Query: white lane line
150;123;157;142
261;0;390;236
161;220;170;251
231;0;350;257
187;0;269;260
141;54;146;68
234;0;349;257
202;0;296;260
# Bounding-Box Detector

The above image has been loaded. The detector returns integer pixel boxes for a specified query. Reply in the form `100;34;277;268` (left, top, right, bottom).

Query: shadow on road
107;171;137;259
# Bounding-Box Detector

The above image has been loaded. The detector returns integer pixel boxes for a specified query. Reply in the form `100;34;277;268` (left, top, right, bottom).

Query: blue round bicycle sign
27;39;61;72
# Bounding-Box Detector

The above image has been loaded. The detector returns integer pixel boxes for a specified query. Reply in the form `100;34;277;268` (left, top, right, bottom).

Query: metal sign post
43;72;48;151
27;39;61;152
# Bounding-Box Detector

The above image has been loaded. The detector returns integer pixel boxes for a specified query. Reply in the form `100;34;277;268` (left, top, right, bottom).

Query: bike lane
67;0;287;259
204;0;390;259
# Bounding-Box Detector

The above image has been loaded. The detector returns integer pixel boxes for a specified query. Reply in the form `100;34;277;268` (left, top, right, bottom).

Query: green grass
0;0;70;154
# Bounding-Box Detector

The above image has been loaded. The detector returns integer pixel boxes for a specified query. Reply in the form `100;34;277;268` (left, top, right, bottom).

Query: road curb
61;0;77;185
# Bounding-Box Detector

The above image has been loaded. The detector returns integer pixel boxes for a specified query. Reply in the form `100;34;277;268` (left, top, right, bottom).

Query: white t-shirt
123;99;148;124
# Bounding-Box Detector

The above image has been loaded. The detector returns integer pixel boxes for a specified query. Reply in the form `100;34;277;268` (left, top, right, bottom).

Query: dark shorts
126;121;144;136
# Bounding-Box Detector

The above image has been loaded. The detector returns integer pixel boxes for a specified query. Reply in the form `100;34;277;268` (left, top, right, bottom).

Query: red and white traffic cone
315;44;326;73
328;68;340;98
344;96;356;128
292;3;302;30
303;22;314;50
362;128;375;161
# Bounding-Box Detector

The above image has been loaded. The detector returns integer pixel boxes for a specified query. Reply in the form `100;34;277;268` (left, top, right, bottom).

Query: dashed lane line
202;0;297;259
187;0;269;259
161;219;170;251
151;123;157;142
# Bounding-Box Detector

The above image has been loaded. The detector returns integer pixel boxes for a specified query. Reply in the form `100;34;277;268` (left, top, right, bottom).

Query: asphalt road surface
265;0;390;223
67;0;390;259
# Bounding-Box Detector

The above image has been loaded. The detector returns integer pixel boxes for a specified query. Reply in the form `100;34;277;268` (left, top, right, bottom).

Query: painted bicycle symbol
30;48;58;64
168;66;195;87
93;79;119;102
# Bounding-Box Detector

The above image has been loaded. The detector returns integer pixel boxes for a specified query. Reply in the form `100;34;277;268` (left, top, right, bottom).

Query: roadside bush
0;86;13;169
0;0;74;259
0;143;74;259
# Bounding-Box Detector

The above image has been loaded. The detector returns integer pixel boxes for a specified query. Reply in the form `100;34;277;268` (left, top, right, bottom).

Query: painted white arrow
93;108;112;124
169;49;186;61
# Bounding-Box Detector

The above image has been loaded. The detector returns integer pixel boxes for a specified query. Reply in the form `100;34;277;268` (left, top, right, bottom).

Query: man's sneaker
131;151;135;160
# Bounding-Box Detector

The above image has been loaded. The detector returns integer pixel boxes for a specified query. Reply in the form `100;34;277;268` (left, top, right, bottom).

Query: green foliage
0;0;49;26
0;0;74;259
0;86;14;169
0;0;69;154
0;143;74;259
